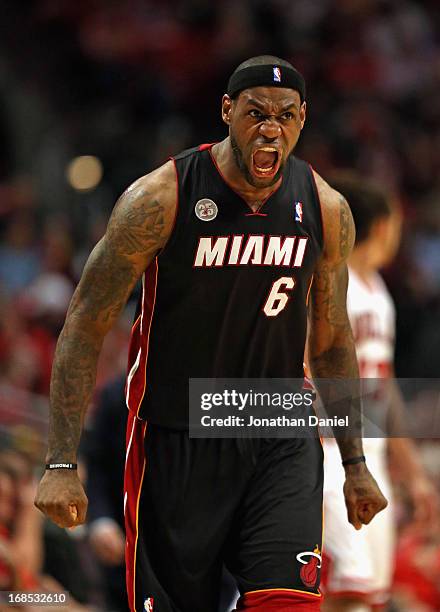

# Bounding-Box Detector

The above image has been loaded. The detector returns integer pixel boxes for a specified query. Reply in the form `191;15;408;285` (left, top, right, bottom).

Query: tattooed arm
308;171;387;529
308;172;361;455
35;161;177;528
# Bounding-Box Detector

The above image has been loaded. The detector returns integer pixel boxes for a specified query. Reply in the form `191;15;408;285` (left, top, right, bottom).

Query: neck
211;138;282;209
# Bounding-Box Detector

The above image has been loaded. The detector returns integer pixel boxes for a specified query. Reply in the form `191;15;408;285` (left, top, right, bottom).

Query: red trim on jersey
234;588;322;610
159;157;180;257
125;314;141;403
308;165;325;252
124;412;147;612
125;260;159;417
208;144;283;215
199;143;215;151
305;274;313;305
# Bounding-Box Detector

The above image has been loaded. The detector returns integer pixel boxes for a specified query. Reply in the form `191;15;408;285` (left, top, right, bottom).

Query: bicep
66;171;173;335
67;236;145;334
309;173;356;352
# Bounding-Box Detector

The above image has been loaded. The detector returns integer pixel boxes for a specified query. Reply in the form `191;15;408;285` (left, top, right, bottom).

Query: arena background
0;1;439;610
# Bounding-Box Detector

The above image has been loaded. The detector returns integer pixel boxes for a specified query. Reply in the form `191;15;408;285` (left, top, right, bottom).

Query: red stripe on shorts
124;412;147;612
235;588;322;611
125;259;158;416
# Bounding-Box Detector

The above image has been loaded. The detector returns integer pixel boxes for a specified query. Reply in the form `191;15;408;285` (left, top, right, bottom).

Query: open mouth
252;147;280;178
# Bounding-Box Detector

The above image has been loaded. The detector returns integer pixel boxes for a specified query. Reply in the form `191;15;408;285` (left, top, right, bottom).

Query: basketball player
321;174;438;612
34;56;387;611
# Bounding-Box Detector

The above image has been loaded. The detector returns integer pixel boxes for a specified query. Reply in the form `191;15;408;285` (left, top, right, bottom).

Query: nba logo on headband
273;66;281;83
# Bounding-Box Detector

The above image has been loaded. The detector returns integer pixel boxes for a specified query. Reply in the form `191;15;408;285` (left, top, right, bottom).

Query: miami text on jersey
193;235;308;267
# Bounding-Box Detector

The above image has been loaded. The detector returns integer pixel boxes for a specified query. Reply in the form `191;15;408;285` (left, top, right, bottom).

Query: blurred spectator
392;521;440;611
0;444;95;610
0;447;43;591
0;212;40;295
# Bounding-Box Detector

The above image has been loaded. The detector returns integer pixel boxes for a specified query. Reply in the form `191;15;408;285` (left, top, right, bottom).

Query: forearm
309;325;359;379
309;329;364;461
47;322;103;463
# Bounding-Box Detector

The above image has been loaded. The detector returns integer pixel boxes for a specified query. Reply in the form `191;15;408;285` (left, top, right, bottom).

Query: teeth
253;148;278;174
255;166;275;173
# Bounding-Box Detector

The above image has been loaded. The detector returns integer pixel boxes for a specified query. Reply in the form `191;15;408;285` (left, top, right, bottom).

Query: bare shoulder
106;160;177;261
122;159;176;206
312;169;355;264
65;160;177;333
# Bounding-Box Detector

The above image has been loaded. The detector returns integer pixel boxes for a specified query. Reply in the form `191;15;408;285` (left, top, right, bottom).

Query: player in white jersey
321;174;438;612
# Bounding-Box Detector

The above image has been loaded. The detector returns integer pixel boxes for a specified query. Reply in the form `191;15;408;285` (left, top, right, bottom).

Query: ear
222;94;233;125
299;101;307;130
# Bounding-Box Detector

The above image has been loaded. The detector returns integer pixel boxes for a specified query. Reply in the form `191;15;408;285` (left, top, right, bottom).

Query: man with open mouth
35;55;388;612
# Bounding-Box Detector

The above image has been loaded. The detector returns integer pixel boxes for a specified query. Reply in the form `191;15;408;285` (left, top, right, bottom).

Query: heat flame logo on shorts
296;545;321;588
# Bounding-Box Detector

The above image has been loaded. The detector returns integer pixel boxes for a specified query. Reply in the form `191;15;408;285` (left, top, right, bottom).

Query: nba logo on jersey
144;597;154;611
295;201;303;223
273;66;281;82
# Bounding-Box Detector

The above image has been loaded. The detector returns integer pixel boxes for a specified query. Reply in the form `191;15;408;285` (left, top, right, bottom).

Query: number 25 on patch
263;276;295;317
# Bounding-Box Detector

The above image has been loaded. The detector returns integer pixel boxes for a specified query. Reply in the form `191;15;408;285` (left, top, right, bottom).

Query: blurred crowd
0;0;440;610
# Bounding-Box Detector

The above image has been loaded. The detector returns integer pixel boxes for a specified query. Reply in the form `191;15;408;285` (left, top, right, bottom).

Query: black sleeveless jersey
126;144;323;428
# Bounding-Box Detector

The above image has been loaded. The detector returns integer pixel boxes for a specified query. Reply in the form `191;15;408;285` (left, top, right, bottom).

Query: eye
280;111;294;121
249;109;263;119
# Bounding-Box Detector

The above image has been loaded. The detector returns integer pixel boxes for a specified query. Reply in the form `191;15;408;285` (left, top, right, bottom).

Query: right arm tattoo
308;190;364;460
47;181;169;463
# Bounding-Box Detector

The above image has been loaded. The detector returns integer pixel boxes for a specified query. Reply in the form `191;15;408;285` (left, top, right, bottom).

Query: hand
89;518;125;565
343;463;388;530
34;470;88;529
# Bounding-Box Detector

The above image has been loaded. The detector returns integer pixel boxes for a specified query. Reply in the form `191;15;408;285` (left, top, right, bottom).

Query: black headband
227;64;306;102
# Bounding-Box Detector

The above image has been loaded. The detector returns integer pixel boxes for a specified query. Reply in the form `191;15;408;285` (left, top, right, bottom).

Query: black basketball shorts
124;414;323;612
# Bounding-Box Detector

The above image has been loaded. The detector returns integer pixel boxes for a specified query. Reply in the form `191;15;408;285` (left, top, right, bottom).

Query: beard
230;132;285;188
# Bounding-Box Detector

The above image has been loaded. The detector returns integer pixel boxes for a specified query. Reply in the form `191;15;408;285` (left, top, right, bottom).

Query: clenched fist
34;470;88;529
343;462;388;530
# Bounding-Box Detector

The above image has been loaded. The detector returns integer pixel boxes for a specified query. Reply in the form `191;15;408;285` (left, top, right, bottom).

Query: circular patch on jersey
195;198;218;221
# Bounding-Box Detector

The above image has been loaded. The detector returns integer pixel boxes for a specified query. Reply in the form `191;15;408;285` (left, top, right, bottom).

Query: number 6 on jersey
263;276;296;317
